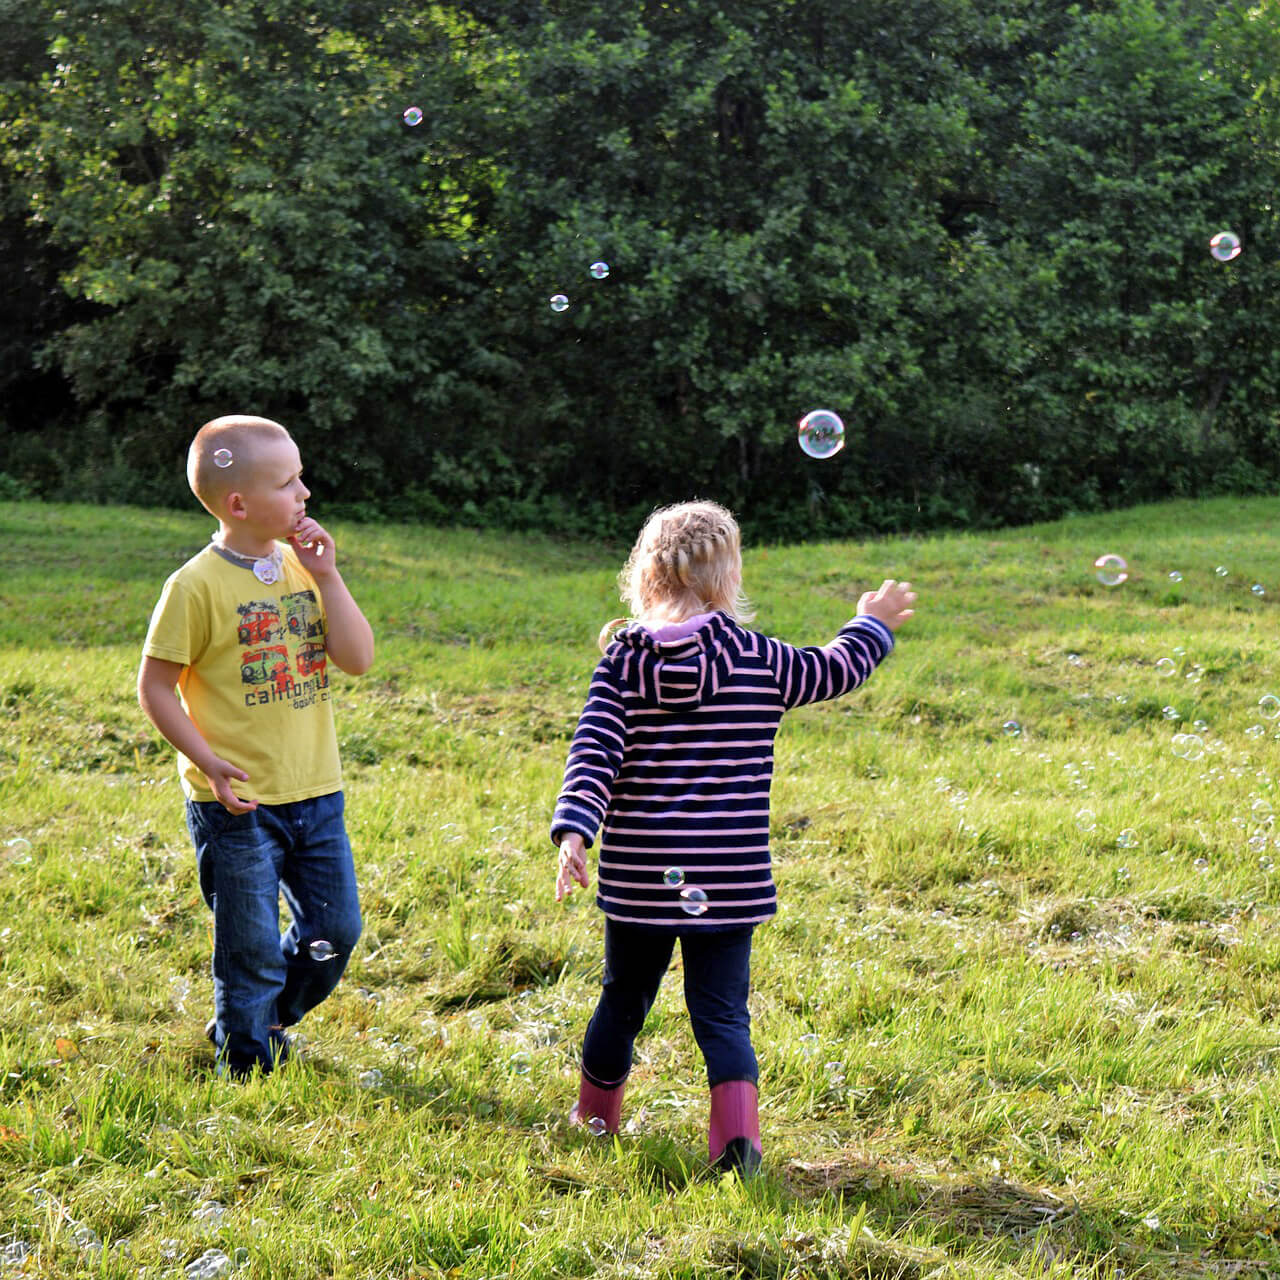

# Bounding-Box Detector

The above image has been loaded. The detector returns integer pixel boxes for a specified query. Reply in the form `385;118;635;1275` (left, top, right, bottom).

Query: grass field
2;496;1280;1279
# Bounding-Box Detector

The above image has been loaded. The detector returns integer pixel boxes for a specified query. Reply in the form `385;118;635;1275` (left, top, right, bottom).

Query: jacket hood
610;611;744;709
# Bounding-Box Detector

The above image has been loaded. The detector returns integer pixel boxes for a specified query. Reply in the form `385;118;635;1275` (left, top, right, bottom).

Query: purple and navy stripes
552;612;895;928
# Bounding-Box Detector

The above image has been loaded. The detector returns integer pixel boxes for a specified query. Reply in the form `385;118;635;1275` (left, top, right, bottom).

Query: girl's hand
555;834;589;902
857;579;917;632
289;516;336;575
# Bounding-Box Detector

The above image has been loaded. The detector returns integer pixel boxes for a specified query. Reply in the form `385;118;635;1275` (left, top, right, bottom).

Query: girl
552;500;915;1175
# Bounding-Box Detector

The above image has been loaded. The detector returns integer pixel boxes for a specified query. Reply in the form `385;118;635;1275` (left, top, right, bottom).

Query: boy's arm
289;520;374;675
137;656;258;813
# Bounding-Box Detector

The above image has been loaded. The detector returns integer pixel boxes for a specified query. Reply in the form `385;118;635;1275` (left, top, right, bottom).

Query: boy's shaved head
188;415;293;517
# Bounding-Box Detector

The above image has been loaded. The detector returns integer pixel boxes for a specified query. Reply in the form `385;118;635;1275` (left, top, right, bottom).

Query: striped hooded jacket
551;609;896;928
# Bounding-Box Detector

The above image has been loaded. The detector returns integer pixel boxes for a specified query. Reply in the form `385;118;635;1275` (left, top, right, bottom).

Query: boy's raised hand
289;516;335;575
555;833;589;902
857;579;917;632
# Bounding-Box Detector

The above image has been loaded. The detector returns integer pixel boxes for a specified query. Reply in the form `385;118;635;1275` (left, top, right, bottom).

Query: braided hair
598;501;753;651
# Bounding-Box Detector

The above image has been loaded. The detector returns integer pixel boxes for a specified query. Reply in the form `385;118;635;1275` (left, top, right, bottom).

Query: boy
138;415;374;1076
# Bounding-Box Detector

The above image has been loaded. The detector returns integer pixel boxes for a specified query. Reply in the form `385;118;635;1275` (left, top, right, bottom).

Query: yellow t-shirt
142;543;342;804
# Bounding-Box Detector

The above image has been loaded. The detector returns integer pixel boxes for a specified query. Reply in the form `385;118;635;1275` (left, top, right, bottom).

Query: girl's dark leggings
581;918;757;1089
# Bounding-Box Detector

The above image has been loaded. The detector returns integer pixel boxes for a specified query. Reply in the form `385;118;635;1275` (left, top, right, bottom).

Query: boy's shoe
570;1074;625;1136
205;1018;291;1077
708;1080;762;1177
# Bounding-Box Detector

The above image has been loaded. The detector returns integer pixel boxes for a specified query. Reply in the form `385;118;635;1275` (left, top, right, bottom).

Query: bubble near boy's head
187;415;294;516
620;500;753;625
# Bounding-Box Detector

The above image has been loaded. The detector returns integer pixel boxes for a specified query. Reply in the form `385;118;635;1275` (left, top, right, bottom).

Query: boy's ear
225;490;249;521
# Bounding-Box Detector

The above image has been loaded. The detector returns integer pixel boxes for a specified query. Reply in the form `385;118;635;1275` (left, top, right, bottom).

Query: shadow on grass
783;1151;1279;1278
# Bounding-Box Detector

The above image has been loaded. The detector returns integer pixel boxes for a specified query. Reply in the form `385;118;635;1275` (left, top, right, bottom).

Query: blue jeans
185;791;362;1075
582;920;757;1090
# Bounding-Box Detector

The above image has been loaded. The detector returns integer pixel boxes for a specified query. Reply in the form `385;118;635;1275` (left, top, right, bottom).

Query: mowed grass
2;496;1280;1278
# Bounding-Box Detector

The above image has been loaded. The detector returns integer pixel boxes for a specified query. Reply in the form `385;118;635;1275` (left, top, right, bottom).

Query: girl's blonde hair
598;500;753;650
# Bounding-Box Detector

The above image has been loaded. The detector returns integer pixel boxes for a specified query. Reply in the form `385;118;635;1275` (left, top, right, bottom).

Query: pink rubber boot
570;1074;625;1136
708;1079;762;1176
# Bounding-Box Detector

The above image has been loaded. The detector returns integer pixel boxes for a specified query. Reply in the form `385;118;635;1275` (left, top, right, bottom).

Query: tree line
2;0;1277;540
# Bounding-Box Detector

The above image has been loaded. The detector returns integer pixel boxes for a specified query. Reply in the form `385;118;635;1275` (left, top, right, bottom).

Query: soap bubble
588;261;610;279
308;939;336;962
1260;694;1280;719
192;1202;228;1230
663;867;685;889
212;448;233;469
1215;565;1229;578
1115;866;1130;882
1172;733;1204;761
1155;658;1176;677
1169;571;1183;582
4;837;32;863
798;1032;820;1056
72;1226;100;1249
1193;856;1209;872
357;1069;383;1089
1194;720;1209;733
508;1052;531;1075
1209;230;1241;262
1247;724;1266;739
1075;809;1097;833
797;409;846;460
679;886;708;916
1116;829;1138;849
1162;706;1180;721
1002;720;1021;737
185;1248;233;1279
549;294;569;313
1253;798;1273;818
1253;584;1266;597
586;1115;608;1137
1094;553;1128;586
402;106;423;127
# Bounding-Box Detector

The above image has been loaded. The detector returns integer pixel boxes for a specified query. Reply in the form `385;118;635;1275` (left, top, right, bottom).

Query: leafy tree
1;0;1278;536
2;0;485;505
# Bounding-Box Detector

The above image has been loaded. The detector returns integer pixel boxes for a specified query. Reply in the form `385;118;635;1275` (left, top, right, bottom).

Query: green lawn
2;496;1279;1278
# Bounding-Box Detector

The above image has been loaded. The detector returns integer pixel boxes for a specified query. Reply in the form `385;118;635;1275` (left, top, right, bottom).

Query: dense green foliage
1;1;1278;537
5;498;1280;1276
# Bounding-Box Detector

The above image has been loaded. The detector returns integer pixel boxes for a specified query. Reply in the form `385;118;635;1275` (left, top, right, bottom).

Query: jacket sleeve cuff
848;614;895;655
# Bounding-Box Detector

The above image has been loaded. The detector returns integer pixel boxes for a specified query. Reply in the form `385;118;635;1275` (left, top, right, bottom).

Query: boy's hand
857;579;917;632
289;516;336;575
555;834;589;902
205;757;258;814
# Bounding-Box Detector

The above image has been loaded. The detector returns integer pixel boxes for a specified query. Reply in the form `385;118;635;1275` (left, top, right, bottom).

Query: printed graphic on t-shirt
237;599;284;645
239;588;329;710
242;644;292;692
284;591;324;639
